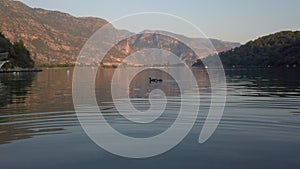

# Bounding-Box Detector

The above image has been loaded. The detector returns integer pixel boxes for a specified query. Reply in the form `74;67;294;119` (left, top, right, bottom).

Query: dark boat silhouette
149;77;163;83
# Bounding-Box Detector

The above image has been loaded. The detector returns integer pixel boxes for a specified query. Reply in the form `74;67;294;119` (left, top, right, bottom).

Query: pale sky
19;0;300;43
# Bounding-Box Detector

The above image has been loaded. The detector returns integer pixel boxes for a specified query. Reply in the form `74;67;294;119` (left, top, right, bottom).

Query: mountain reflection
0;69;75;144
0;73;36;106
1;68;300;145
226;68;300;97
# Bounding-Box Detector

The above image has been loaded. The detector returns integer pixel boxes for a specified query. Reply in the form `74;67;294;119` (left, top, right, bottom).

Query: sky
19;0;300;43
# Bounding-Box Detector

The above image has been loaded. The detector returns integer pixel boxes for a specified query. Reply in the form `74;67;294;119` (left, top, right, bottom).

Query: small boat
149;77;163;83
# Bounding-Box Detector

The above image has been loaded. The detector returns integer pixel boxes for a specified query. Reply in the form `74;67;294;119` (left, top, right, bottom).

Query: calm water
0;68;300;169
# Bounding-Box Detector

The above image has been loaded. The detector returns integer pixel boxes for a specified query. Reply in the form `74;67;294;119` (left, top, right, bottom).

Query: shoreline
0;68;43;73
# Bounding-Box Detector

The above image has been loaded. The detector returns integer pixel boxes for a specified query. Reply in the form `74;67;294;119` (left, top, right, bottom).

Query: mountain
0;0;107;66
0;0;240;66
193;31;300;68
103;31;240;66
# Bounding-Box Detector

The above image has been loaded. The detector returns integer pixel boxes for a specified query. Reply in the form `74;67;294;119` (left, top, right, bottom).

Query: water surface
0;68;299;169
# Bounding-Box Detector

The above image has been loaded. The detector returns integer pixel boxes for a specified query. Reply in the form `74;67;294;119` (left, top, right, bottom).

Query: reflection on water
0;73;37;144
0;68;300;169
129;69;180;98
0;69;75;144
226;68;300;97
223;68;300;131
0;73;35;107
94;68;209;138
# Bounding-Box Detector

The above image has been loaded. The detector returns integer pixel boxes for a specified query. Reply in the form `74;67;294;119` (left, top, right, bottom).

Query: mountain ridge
193;31;300;68
0;0;107;66
0;0;240;66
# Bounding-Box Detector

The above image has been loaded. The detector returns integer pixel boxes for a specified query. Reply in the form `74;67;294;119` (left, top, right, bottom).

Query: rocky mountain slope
0;0;240;66
0;0;107;66
103;30;240;66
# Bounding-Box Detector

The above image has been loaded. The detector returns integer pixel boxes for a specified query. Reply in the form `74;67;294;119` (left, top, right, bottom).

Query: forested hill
193;31;300;68
0;32;34;68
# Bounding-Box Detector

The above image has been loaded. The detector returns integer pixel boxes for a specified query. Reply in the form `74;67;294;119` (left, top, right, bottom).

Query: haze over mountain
0;0;240;66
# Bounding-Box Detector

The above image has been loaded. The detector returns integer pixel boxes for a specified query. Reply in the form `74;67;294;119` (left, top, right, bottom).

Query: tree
11;40;35;68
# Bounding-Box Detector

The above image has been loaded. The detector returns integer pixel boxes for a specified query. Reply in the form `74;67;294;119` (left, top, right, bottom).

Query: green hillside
193;31;300;68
